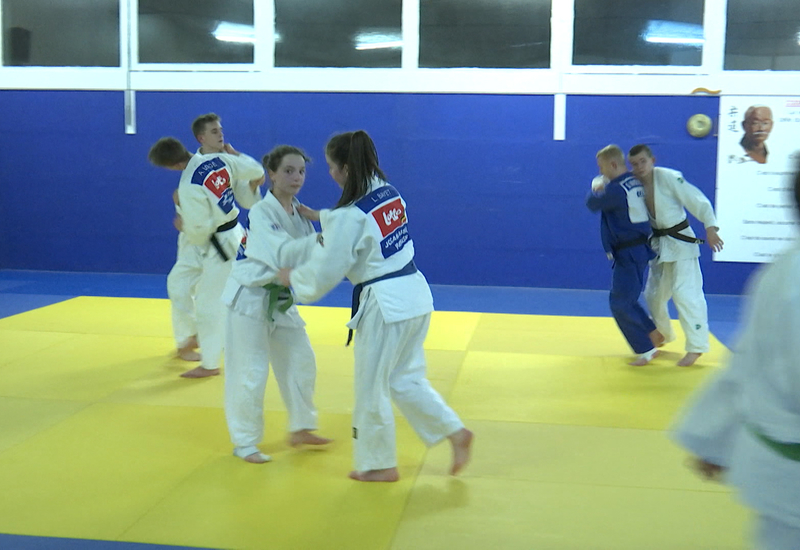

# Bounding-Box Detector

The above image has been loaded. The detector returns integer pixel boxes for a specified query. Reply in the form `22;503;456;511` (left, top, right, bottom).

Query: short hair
743;105;772;122
628;144;653;158
596;144;625;163
148;137;191;167
262;145;311;173
192;113;221;139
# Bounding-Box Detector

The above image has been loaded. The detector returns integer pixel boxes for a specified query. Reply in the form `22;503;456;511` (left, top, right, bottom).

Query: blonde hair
596;144;625;163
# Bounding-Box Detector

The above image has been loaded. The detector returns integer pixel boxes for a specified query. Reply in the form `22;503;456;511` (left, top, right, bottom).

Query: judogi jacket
222;191;318;327
650;167;718;263
177;152;264;258
585;171;653;264
290;178;433;325
673;244;800;525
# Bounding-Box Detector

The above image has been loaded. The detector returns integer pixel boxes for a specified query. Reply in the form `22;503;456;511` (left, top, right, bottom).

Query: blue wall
0;90;758;294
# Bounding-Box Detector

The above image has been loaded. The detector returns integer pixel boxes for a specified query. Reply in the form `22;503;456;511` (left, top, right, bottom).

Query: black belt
613;235;649;252
651;219;704;245
346;260;418;346
210;219;238;261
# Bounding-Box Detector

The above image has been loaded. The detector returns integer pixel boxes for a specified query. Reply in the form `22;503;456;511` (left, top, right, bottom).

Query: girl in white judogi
222;145;332;464
278;131;473;482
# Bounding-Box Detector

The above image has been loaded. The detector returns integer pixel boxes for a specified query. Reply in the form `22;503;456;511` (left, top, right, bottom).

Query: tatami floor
0;270;750;550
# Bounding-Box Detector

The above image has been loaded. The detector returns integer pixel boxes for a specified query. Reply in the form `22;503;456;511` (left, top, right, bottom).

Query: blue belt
346;260;417;346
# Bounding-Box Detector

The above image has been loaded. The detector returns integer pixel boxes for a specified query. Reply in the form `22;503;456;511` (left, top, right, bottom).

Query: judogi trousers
167;233;203;348
224;308;318;448
644;258;709;353
352;291;463;471
610;257;656;354
194;248;233;370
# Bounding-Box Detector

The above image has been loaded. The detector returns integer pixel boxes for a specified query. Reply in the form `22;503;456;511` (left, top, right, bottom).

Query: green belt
262;283;293;322
748;424;800;462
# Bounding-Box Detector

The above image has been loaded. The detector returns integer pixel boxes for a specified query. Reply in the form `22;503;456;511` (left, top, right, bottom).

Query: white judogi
221;191;320;449
167;204;203;349
673;244;800;549
289;179;464;472
167;149;260;350
644;167;718;353
177;152;264;371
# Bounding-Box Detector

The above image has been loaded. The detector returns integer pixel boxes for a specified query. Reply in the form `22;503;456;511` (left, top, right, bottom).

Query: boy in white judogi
628;144;724;366
149;137;264;378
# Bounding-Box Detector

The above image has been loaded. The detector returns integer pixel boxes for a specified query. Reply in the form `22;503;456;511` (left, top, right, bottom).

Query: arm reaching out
705;226;724;253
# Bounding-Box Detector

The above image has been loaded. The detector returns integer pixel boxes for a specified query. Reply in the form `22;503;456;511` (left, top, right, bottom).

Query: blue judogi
586;172;656;354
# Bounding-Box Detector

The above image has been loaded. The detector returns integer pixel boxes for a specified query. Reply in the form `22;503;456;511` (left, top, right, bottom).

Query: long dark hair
326;130;388;208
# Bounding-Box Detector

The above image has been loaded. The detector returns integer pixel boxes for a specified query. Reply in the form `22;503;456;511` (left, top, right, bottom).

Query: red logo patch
372;199;406;237
204;168;231;199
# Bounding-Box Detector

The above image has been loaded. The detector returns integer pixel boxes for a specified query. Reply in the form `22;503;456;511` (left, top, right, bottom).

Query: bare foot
348;468;399;482
243;452;272;464
233;446;272;464
448;428;474;475
180;366;220;378
677;352;702;367
177;335;201;361
649;329;666;348
288;429;333;447
177;348;201;361
629;349;660;366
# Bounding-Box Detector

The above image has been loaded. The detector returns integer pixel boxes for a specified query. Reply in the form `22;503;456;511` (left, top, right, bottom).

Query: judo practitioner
673;164;800;550
149;137;265;378
628;144;724;366
278;130;473;482
221;145;331;463
586;144;661;366
168;113;230;361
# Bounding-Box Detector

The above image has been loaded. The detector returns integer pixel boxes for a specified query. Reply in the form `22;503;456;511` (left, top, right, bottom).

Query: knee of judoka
389;377;425;399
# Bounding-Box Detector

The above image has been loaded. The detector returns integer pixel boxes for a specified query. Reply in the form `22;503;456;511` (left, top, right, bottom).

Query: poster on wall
715;96;800;263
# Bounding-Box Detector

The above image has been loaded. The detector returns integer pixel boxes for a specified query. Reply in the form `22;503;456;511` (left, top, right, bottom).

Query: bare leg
177;335;201;361
448;428;474;475
180;366;220;378
677;352;702;367
288;429;333;447
629;348;660;366
349;468;399;482
649;329;665;348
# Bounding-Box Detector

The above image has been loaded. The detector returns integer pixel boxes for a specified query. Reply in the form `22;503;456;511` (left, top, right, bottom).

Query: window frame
0;0;796;97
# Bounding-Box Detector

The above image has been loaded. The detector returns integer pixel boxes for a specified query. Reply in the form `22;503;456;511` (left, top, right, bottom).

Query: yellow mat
0;297;749;550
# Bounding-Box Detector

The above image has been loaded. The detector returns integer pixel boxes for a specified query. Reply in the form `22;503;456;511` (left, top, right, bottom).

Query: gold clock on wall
687;114;712;138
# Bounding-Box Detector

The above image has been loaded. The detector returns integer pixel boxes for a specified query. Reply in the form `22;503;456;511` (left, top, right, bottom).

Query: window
2;0;119;66
725;0;800;70
420;0;551;68
573;0;704;66
275;0;401;68
138;0;254;64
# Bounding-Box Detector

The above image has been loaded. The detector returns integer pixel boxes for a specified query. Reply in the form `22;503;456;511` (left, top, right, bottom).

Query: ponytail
327;130;388;208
